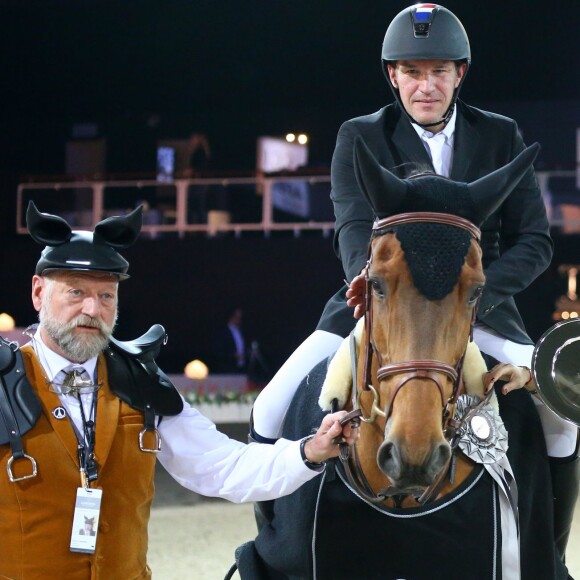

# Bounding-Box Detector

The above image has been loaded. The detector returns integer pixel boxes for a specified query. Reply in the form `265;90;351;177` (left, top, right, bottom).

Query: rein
340;212;482;506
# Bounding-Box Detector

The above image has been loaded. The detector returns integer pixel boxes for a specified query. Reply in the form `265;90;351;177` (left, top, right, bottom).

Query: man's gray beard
39;307;116;362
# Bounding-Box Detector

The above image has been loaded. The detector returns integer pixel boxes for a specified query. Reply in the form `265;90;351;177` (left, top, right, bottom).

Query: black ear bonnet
27;202;143;280
353;138;540;300
353;137;540;226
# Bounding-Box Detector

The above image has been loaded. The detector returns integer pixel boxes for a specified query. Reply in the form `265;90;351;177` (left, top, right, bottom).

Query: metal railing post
175;179;188;239
92;183;105;225
261;178;273;236
16;184;24;233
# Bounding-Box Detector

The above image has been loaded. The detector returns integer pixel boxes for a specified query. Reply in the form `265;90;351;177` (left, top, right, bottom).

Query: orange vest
0;346;157;579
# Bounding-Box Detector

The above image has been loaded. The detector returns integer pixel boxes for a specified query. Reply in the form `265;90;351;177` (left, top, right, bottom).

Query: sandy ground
149;502;255;580
148;462;580;580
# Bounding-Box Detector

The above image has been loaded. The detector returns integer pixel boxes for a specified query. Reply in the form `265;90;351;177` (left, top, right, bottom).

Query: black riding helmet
382;4;471;128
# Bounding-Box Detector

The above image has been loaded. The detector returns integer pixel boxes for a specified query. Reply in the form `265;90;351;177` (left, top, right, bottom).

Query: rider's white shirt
412;108;457;178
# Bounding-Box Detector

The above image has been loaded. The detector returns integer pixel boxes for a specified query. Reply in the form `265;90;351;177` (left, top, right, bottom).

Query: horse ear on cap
353;136;408;216
467;143;540;223
26;201;73;247
28;203;144;280
93;205;143;249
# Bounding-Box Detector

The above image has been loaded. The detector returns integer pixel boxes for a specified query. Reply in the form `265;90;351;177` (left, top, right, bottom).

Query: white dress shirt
33;332;98;437
30;332;321;503
411;108;457;177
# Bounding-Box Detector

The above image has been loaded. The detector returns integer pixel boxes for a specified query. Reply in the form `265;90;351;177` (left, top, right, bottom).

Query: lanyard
77;393;98;488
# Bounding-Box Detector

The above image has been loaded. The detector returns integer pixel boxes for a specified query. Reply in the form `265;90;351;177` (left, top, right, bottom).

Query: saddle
0;325;183;475
0;336;42;481
0;337;42;445
106;323;183;417
109;323;166;357
105;324;183;453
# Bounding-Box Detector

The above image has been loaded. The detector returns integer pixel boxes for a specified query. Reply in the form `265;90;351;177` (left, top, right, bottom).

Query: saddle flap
13;374;42;424
0;339;42;445
109;324;166;360
104;343;183;417
0;338;16;372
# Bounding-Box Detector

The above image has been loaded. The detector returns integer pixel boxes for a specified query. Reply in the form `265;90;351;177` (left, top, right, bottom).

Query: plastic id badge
70;487;102;553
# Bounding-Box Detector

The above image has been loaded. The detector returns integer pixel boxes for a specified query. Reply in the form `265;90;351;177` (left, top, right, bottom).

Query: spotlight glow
184;359;209;379
0;313;15;332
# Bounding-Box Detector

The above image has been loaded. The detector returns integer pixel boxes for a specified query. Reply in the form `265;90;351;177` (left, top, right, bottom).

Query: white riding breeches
251;330;343;440
253;324;578;458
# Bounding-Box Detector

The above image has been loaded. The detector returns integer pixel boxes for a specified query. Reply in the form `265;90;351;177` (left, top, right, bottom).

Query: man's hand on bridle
303;411;360;464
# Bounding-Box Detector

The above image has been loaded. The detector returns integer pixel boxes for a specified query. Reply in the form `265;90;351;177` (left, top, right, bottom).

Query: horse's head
352;139;539;498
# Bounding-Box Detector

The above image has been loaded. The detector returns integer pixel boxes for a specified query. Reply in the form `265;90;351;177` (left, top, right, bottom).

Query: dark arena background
1;2;580;577
0;0;578;375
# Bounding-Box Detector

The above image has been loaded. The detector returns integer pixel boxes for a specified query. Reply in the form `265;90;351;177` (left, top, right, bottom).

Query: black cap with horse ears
353;137;541;226
27;202;143;280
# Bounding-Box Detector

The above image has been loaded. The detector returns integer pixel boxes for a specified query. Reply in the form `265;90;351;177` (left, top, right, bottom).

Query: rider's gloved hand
346;268;368;319
483;363;536;396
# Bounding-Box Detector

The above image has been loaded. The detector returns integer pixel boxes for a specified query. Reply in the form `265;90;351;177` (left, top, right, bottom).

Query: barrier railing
16;174;334;238
16;170;579;236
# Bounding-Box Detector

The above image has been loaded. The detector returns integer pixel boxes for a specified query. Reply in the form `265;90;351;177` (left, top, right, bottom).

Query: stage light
297;134;308;145
285;133;296;143
0;313;15;332
184;359;209;380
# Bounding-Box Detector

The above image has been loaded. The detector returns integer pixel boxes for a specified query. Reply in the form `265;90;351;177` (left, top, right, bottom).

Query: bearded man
0;202;357;579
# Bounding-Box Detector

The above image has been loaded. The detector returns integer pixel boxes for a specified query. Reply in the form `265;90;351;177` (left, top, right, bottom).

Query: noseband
341;212;482;505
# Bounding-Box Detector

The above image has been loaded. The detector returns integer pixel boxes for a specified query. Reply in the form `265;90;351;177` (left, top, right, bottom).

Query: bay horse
232;140;567;580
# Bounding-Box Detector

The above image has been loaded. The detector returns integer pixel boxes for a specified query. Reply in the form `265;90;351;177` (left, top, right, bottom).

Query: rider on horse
251;2;578;564
234;142;568;580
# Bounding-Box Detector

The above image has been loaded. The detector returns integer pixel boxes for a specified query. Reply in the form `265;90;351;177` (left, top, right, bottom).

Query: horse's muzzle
377;438;451;488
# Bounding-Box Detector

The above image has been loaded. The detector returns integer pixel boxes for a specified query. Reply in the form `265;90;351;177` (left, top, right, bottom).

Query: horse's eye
469;286;484;305
371;279;385;298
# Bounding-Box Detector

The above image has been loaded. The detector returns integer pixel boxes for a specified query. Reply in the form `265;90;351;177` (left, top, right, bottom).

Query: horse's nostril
378;441;393;461
427;442;452;480
377;441;400;479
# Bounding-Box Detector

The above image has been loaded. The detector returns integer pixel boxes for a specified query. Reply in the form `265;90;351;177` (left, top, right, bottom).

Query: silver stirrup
7;454;38;482
139;428;162;453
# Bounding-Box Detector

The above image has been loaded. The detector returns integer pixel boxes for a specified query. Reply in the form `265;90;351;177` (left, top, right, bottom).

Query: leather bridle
340;212;482;505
